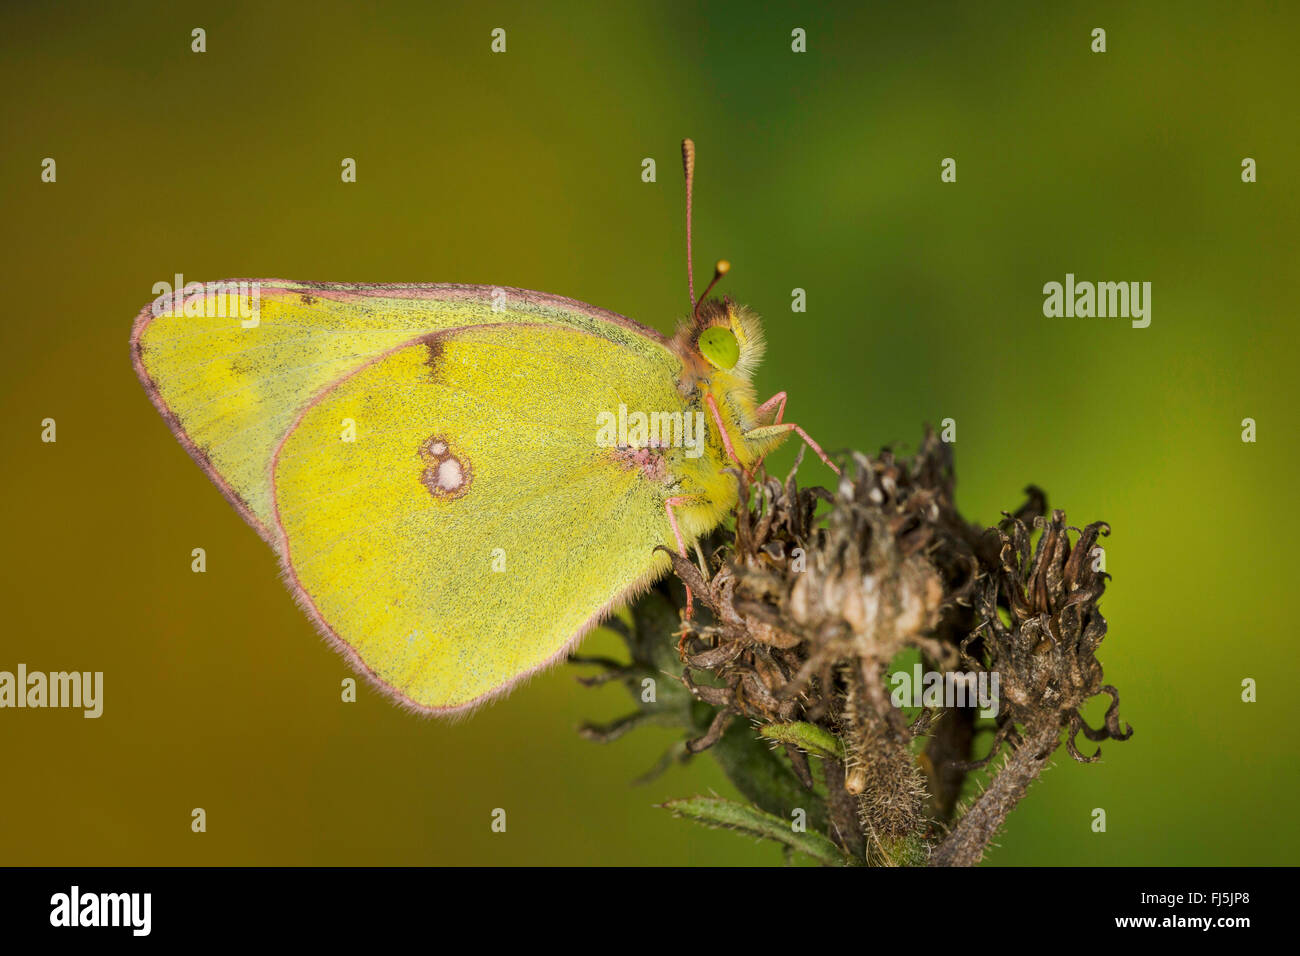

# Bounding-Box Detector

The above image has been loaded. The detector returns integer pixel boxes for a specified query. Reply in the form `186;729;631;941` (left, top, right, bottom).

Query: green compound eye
698;325;739;370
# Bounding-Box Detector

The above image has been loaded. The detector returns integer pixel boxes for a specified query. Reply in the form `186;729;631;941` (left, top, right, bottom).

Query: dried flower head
966;508;1134;765
575;429;1132;866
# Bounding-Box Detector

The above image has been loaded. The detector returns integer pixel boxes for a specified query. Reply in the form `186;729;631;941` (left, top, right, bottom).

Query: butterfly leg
744;421;841;476
704;392;751;482
750;391;789;472
754;390;788;424
664;495;696;620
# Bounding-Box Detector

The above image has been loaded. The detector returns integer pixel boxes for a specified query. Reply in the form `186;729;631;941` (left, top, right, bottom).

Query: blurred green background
2;0;1296;865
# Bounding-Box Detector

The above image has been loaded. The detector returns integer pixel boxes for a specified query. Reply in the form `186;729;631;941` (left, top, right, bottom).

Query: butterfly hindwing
271;322;685;712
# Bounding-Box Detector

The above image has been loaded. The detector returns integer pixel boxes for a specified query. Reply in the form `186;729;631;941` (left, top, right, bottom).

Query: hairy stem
930;723;1061;867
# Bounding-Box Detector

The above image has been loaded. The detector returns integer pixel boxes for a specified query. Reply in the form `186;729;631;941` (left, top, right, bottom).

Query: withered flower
573;430;1131;866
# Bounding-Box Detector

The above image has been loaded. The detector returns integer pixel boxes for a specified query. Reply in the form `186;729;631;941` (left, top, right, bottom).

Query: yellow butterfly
131;140;837;715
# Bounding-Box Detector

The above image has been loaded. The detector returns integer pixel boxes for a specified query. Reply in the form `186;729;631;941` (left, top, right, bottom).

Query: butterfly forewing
131;281;671;545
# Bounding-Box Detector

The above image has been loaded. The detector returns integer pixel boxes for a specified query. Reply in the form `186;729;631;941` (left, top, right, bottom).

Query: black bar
0;867;1278;941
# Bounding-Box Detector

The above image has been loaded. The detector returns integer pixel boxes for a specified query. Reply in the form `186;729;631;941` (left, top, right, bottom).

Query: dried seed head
617;428;1132;863
969;509;1133;762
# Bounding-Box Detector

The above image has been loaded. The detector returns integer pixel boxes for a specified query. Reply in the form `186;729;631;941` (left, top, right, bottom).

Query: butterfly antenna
693;260;731;317
682;138;696;307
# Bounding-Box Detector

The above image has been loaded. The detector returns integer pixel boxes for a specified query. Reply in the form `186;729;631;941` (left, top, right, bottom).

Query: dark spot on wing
421;334;445;380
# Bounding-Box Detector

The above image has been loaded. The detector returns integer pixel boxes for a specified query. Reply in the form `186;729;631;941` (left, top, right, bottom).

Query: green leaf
759;721;847;760
659;796;856;866
710;721;830;834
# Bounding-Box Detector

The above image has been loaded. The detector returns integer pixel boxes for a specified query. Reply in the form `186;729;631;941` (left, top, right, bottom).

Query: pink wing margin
130;280;672;717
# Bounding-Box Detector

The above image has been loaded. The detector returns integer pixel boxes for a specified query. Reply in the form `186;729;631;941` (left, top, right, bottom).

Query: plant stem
929;723;1061;867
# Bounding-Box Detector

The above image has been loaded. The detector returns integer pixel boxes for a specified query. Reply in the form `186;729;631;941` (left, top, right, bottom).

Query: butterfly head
677;294;765;382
